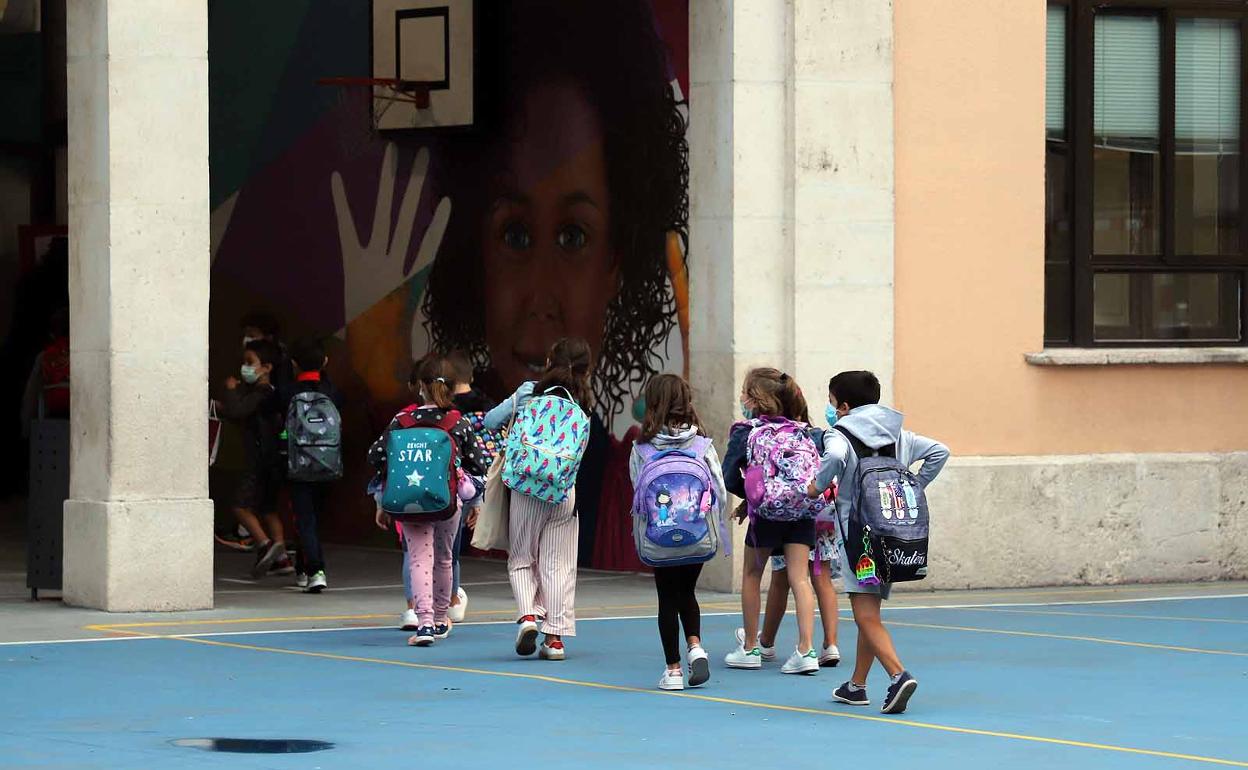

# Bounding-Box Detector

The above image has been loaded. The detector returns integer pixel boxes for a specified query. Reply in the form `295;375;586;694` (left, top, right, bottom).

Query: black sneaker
832;681;870;706
250;540;284;578
408;626;435;647
881;671;918;714
433;623;451;640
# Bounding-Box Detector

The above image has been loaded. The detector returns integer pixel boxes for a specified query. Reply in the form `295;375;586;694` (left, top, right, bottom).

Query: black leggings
654;564;703;665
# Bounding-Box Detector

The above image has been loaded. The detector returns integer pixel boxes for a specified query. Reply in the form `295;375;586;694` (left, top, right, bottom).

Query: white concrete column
690;0;894;591
791;0;895;405
690;0;792;592
64;0;213;611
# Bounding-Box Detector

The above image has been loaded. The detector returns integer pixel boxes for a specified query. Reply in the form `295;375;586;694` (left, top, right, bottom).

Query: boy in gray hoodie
809;370;949;715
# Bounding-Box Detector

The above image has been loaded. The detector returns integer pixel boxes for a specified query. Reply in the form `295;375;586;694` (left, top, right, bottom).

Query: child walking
446;349;499;623
629;374;728;691
282;338;344;593
217;339;289;578
722;368;828;675
484;338;593;661
810;370;949;714
369;355;489;646
751;396;841;667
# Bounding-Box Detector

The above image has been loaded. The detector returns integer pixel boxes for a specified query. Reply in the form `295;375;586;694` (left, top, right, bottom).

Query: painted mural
208;0;690;568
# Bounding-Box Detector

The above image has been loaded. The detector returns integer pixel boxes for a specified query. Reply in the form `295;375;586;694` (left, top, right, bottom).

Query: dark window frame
1046;0;1248;347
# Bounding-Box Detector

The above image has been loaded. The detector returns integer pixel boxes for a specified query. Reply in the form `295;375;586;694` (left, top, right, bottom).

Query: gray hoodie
629;425;729;514
815;405;950;536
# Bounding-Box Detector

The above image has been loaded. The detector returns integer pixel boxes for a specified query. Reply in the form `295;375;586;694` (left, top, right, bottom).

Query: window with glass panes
1046;1;1246;346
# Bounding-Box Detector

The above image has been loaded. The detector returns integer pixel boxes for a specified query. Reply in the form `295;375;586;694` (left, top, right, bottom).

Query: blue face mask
825;404;839;427
740;400;754;420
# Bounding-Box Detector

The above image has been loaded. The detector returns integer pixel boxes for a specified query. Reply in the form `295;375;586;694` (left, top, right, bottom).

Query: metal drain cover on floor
172;738;334;754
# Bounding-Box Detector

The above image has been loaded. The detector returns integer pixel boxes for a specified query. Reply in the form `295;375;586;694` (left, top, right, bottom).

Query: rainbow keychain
855;529;882;586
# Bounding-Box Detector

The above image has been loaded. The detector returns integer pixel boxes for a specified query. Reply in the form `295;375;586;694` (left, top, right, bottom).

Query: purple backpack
743;417;830;522
631;437;723;567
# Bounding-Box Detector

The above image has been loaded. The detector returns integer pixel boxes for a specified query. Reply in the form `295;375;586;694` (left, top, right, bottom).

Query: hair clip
434;377;447;384
779;372;790;382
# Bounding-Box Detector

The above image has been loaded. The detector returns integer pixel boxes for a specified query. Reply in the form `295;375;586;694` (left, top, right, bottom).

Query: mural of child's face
482;83;619;392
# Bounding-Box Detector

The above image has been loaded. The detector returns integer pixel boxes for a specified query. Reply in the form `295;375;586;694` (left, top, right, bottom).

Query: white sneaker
295;572;309;589
400;609;419;631
539;642;566;661
305;570;327;593
781;647;820;675
687;645;710;687
448;586;468;623
658;668;685;691
819;644;841;667
515;619;539;656
724;643;762;670
735;628;776;662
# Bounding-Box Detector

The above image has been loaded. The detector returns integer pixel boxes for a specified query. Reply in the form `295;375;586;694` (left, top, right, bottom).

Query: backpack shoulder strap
437;409;463;432
543;385;575;402
689;435;712;456
393;405;420;429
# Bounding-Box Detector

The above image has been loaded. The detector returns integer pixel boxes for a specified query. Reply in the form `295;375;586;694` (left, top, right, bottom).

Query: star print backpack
502;387;591;504
286;391;343;482
380;406;462;521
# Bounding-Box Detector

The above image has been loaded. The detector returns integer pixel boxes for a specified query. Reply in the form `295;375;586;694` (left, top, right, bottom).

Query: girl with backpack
722;368;830;675
630;374;728;691
369;355;490;647
484;338;594;661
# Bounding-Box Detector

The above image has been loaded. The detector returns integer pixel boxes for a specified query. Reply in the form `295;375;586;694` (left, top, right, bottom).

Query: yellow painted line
887;620;1248;657
962;607;1248;625
83;603;663;633
119;628;1247;768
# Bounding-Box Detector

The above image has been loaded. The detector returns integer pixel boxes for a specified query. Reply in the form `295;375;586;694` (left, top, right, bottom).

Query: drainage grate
172;738;335;754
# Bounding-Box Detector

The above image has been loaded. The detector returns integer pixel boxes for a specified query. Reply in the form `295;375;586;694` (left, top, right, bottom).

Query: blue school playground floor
1;549;1247;769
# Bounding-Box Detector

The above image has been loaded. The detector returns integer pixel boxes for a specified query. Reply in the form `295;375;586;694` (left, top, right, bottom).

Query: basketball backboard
371;0;475;131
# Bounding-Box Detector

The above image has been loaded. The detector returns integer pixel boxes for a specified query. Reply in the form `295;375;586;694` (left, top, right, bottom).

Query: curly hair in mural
421;0;689;422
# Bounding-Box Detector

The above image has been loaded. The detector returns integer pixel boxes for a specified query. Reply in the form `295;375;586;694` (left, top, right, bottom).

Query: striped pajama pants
508;490;579;636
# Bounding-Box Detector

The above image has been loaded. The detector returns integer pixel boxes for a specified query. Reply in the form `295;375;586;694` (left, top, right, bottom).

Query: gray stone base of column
63;498;214;611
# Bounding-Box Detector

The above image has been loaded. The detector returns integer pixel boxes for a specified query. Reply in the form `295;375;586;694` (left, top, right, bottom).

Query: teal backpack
381;407;461;520
502;387;590;504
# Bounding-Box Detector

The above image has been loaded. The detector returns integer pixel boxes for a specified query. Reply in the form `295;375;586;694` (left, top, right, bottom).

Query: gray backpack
835;425;929;584
286;391;343;482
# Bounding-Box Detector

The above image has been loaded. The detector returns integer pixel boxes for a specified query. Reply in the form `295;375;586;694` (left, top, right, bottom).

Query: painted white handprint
330;142;451;330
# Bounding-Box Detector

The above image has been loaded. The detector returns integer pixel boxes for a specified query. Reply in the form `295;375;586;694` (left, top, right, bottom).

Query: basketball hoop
318;77;434;157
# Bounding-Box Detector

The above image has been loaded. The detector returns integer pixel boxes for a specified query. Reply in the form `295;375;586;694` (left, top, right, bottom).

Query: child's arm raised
217;382;268;421
482;381;535;430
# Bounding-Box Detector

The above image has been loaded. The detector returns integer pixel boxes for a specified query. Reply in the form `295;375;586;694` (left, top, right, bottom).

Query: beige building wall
892;1;1248;458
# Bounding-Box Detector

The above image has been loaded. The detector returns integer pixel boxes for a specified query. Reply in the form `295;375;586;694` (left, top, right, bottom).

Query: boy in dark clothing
444;350;498;621
282;339;344;593
218;339;288;577
446;349;497;413
241;311;293;395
